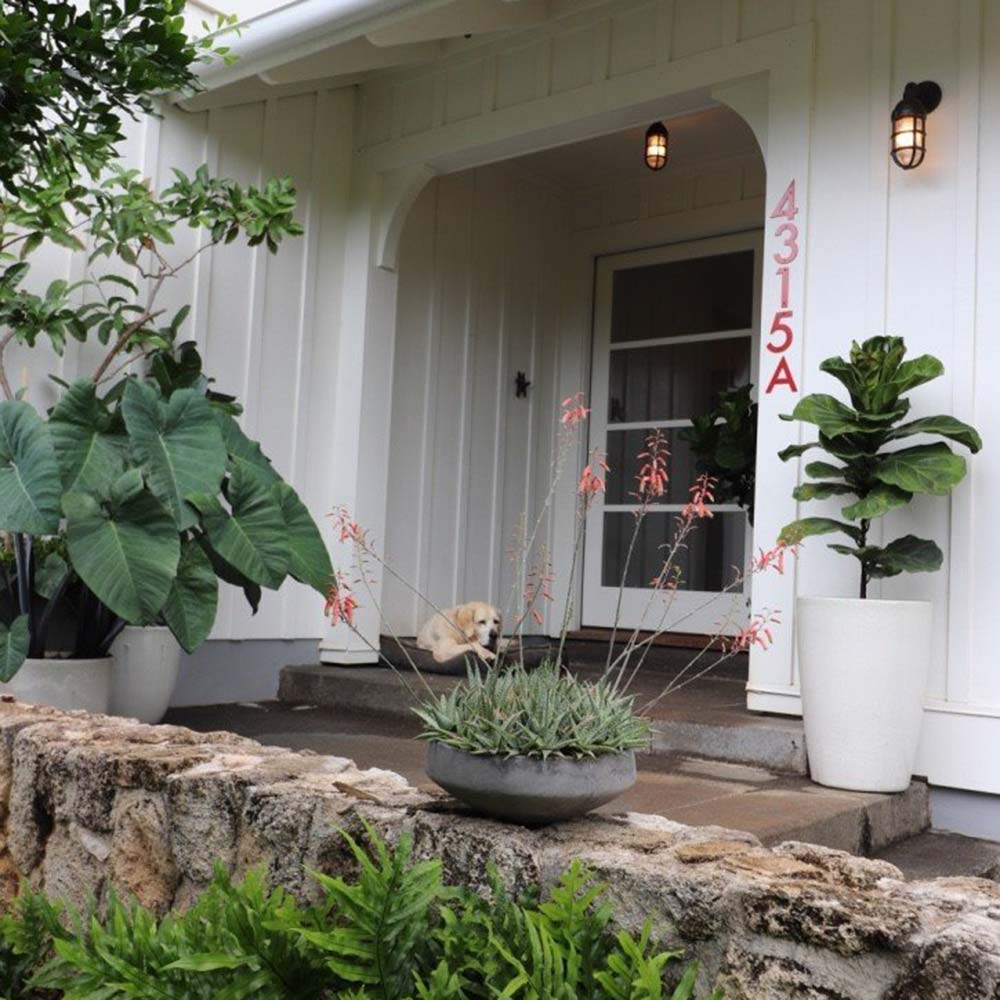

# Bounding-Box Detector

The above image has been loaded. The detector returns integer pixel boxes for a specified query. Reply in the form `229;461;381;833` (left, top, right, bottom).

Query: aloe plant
778;336;981;598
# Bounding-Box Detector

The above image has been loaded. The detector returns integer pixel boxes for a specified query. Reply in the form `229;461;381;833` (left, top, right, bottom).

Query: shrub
2;824;720;999
414;660;652;760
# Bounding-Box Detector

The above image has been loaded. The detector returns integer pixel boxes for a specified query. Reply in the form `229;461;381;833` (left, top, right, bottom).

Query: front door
581;231;762;634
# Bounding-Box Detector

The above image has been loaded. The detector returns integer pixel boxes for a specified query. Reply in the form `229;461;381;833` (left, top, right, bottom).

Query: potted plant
328;398;789;824
0;3;332;717
779;336;981;792
415;661;649;823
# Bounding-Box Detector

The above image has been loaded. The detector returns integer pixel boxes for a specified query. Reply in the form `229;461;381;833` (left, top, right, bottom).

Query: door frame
581;230;763;635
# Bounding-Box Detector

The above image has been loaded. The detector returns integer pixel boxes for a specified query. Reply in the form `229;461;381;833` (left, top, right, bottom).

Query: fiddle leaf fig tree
0;0;333;680
778;336;982;598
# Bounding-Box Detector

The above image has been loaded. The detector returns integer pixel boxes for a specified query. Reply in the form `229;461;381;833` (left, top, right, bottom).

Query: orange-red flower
325;580;359;627
729;610;781;652
561;392;590;428
681;474;717;520
636;430;669;500
578;458;609;497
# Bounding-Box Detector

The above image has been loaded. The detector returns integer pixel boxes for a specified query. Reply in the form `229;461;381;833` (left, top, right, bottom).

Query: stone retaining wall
0;700;997;999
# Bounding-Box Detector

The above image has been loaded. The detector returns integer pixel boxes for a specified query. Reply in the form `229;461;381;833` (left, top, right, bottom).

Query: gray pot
425;742;636;825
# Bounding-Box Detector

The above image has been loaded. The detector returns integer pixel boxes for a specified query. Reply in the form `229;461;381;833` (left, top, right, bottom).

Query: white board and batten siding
16;90;355;643
355;0;1000;797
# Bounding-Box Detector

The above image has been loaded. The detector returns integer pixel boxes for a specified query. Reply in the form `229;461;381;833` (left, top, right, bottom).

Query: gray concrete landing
279;654;808;775
164;700;927;857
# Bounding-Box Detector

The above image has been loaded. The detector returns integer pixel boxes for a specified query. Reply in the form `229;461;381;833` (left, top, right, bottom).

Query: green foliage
0;343;332;671
779;337;982;597
0;0;329;676
0;1;234;198
5;826;720;1000
679;384;757;523
415;660;652;760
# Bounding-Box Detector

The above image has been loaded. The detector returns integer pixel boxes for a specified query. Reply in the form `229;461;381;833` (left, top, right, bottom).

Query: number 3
773;223;798;266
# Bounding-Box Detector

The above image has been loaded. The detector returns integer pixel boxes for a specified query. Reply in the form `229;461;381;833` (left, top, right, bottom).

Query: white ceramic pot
797;596;932;793
0;657;112;714
110;626;181;723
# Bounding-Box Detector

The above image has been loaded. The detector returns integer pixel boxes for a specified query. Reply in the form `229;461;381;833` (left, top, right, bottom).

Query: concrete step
875;831;1000;881
166;700;929;857
278;663;809;775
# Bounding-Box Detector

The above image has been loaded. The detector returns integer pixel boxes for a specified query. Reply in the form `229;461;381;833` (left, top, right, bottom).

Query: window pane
605;428;699;505
601;511;745;591
607;337;751;424
610;250;755;343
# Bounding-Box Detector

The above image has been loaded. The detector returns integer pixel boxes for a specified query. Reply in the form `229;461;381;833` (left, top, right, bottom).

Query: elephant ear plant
778;336;982;597
0;0;332;680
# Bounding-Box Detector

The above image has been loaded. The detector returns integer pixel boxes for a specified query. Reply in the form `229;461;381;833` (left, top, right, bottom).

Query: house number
765;180;799;394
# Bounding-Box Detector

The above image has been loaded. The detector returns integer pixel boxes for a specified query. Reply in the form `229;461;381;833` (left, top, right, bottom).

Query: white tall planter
0;657;112;714
797;597;932;793
110;626;181;723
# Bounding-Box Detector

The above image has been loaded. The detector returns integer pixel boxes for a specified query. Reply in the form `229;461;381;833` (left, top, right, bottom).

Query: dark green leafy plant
0;2;331;677
778;336;982;598
0;1;234;198
415;660;651;760
679;384;757;523
10;825;719;1000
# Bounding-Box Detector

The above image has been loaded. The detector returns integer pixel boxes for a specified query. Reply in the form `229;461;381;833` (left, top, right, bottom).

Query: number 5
767;309;794;353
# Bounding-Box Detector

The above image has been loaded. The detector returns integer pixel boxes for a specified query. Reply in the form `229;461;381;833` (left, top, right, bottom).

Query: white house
24;0;1000;836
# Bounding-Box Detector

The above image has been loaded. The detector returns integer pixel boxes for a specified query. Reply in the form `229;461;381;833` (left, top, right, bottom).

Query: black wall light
644;122;668;171
890;81;942;170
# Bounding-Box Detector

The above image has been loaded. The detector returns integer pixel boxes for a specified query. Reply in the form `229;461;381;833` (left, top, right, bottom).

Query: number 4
770;180;798;221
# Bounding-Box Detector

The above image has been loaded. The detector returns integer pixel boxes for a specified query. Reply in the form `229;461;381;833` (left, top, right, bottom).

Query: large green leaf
889;355;944;396
162;539;218;653
122;380;227;530
189;465;288;590
0;401;61;534
804;460;845;480
841;484;912;521
885;415;983;453
49;379;127;494
0;615;29;683
34;551;70;600
215;412;280;485
780;517;862;545
786;395;866;437
63;479;179;623
861;535;943;579
198;537;262;615
875;443;967;495
778;441;819;462
792;481;855;501
273;482;332;594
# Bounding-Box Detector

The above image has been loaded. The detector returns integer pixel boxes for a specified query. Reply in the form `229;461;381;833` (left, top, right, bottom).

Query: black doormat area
379;636;561;677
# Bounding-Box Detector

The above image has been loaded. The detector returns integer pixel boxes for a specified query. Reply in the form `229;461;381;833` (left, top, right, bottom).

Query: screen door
581;231;762;634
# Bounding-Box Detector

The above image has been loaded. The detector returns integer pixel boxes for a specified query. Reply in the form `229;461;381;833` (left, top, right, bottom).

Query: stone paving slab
165;701;926;855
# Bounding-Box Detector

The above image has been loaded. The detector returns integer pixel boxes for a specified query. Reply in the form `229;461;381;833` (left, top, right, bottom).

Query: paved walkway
165;701;926;857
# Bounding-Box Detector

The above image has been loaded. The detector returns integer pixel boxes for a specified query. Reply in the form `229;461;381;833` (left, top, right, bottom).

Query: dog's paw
479;649;497;662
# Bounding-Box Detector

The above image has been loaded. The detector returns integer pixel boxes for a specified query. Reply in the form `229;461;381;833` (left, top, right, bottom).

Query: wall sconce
890;81;942;170
644;122;668;171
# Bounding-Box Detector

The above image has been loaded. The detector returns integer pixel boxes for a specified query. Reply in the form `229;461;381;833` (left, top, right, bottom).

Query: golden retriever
416;602;502;664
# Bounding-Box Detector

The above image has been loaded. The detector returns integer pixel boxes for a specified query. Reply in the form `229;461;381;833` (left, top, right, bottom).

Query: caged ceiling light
644;121;668;171
890;81;942;170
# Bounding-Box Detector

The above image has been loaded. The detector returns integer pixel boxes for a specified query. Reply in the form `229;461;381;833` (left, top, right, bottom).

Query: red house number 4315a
765;180;799;395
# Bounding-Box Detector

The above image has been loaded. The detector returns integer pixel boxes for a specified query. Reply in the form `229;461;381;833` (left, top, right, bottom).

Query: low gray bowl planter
425;741;636;825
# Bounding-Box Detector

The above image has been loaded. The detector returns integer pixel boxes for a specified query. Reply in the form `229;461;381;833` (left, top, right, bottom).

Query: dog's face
455;602;502;650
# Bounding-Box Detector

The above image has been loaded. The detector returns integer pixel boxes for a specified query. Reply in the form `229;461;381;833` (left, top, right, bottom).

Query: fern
0;885;65;999
298;821;444;1000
